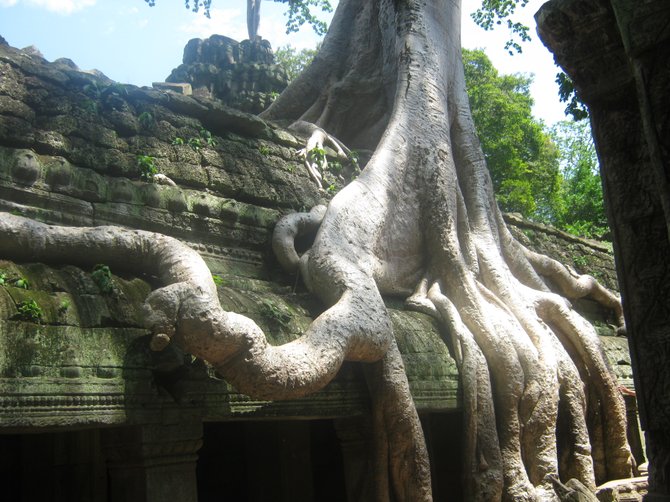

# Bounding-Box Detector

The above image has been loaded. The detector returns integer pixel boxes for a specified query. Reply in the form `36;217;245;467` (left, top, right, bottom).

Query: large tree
1;0;634;500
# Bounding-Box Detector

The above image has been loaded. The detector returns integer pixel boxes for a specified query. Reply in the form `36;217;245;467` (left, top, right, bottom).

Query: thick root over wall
0;0;634;499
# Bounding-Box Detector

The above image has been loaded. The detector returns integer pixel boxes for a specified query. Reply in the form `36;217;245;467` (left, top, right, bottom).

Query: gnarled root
365;340;432;502
289;121;352;189
0;210;432;501
406;269;631;500
272;204;327;279
524;249;625;330
426;283;504;501
0;213;389;401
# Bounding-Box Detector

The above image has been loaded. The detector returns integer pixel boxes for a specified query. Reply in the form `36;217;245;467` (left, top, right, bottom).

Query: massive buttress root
264;0;634;499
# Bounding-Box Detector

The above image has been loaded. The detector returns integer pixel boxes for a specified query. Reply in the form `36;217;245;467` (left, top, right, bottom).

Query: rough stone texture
0;259;459;427
166;35;288;115
537;1;670;499
505;213;618;291
152;82;192;96
596;476;648;501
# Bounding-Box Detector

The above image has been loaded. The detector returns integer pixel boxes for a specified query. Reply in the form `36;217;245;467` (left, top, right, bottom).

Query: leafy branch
471;0;531;55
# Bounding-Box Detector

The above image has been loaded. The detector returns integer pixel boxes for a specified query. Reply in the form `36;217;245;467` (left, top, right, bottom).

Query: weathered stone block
151;82;192;96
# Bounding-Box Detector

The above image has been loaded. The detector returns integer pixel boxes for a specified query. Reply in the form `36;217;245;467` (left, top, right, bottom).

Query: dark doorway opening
197;418;347;502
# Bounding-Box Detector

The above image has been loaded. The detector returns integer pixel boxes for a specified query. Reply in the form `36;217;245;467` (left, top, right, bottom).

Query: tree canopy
463;48;605;238
274;44;319;81
549;120;607;238
462;48;561;220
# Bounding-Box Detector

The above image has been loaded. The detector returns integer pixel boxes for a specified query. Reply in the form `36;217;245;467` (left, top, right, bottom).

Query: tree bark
267;0;634;499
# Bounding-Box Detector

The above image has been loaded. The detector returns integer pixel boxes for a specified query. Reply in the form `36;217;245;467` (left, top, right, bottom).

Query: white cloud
15;0;97;15
178;7;246;42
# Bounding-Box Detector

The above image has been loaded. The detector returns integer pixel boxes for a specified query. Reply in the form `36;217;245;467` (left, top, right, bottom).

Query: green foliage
137;155;158;181
260;299;293;329
572;254;588;270
17;299;42;323
548;120;607;238
464;49;606;238
180;128;216;152
212;274;225;286
13;277;30;289
309;145;327;169
277;0;332;35
81;98;98;114
0;271;30;289
308;145;346;192
471;0;531;54
144;0;212;17
348;150;361;177
58;299;71;313
199;128;217;147
188;137;203;151
463;48;561;219
556;72;589;121
275;44;319;81
91;264;114;294
138;111;155;129
329;160;343;175
472;1;588;118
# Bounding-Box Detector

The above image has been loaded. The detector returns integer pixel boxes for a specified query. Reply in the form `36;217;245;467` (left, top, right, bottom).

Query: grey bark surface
268;0;633;498
0;0;635;500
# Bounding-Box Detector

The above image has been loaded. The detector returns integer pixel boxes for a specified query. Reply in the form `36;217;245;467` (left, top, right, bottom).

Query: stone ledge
152;82;192;96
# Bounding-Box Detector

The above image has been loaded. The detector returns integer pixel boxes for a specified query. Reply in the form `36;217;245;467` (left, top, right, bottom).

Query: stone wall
166;35;289;114
537;1;670;498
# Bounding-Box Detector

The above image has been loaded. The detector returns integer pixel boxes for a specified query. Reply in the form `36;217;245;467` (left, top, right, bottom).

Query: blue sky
0;0;566;125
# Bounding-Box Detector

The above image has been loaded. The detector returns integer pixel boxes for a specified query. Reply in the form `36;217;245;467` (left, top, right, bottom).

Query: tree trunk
0;0;634;499
267;0;633;499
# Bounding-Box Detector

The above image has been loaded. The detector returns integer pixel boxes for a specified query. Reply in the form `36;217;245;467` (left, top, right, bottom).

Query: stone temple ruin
0;8;661;501
164;35;289;114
